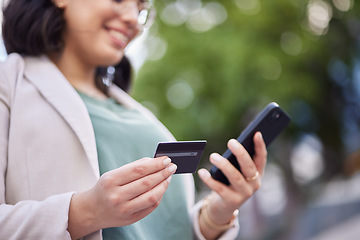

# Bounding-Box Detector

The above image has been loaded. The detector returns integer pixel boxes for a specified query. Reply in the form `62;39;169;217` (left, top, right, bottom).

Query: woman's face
60;0;141;67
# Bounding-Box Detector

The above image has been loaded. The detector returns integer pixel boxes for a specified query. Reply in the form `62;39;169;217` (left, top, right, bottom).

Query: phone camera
270;110;281;121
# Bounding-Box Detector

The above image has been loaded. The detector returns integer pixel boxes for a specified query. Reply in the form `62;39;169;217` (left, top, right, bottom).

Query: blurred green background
0;0;358;239
128;0;360;239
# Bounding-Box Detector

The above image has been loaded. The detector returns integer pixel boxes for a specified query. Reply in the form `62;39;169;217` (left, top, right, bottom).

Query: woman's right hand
67;156;177;239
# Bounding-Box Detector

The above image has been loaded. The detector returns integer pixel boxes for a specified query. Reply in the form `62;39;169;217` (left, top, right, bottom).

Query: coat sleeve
190;199;240;240
0;56;75;240
0;193;74;239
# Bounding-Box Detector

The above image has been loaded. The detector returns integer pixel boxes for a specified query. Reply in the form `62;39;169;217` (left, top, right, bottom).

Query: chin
97;52;125;67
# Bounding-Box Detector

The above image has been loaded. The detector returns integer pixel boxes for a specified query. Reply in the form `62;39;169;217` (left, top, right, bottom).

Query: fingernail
198;169;210;179
229;139;240;149
210;153;223;163
257;132;263;140
167;176;172;183
163;158;171;166
168;164;177;173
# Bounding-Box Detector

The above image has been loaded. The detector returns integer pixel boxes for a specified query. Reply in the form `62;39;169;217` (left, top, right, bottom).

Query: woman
0;0;267;239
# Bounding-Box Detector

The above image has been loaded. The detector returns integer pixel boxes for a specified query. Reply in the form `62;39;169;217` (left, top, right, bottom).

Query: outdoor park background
1;0;360;239
130;0;360;239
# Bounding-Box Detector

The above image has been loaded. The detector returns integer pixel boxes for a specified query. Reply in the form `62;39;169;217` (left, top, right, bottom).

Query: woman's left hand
197;132;267;239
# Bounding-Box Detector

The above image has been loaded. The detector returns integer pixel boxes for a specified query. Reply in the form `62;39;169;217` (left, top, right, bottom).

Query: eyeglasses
112;0;156;28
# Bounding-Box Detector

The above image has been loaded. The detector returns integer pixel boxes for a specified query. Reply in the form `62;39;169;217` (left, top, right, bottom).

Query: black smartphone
210;102;291;185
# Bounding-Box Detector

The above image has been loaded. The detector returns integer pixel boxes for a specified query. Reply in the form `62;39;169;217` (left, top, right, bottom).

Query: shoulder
0;53;25;71
0;53;52;95
0;53;49;78
0;53;26;105
0;53;26;88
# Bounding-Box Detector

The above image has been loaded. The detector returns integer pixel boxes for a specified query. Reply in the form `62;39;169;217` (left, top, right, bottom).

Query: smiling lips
108;29;129;48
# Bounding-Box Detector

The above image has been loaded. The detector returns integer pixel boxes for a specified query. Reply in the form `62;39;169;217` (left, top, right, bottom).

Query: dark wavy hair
2;0;132;93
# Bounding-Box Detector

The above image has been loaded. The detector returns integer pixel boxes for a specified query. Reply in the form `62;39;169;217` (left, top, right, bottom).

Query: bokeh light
160;0;227;33
257;55;282;80
234;0;261;15
290;134;324;184
332;0;353;12
166;80;194;109
281;32;303;56
257;163;287;216
307;0;332;36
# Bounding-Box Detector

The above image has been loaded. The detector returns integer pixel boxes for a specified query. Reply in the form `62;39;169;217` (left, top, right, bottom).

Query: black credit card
154;141;207;174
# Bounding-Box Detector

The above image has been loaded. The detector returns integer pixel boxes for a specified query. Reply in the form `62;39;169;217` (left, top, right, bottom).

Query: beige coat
0;53;196;240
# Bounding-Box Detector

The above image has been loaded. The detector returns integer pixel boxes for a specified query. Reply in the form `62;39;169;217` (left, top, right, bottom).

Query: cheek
61;4;128;65
62;11;112;51
63;1;113;32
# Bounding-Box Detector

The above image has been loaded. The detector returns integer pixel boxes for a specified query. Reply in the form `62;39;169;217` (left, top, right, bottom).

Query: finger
120;163;177;200
209;152;247;187
227;139;258;182
125;176;172;212
253;132;267;176
197;168;240;206
112;157;172;185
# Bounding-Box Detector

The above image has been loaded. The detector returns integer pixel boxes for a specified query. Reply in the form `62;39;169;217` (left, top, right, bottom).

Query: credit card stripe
155;152;198;157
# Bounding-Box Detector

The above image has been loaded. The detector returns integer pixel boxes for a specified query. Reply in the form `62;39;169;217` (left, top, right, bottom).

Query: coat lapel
22;55;99;177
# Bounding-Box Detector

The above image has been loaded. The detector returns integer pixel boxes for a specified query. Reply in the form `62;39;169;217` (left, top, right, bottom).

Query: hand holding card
154;141;207;174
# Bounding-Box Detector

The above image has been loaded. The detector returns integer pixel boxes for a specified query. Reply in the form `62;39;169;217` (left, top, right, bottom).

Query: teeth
109;30;128;43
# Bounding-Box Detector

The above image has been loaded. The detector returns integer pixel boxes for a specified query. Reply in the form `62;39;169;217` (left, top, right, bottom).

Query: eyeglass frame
112;0;157;28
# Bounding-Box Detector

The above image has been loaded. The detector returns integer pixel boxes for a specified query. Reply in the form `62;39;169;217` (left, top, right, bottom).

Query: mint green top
77;92;193;240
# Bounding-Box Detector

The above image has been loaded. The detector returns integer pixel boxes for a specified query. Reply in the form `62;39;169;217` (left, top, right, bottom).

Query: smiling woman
0;0;268;240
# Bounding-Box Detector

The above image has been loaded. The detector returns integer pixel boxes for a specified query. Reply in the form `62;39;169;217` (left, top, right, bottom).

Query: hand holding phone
210;102;291;185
